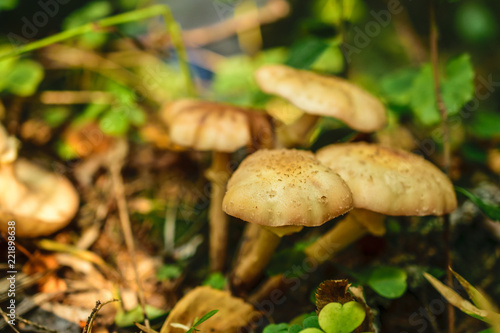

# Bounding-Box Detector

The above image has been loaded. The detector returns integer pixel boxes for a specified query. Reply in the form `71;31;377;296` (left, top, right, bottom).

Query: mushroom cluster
305;142;457;263
217;63;457;297
223;148;353;291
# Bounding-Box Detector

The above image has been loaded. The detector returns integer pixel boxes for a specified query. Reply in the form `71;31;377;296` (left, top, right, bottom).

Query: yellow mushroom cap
223;149;353;228
0;159;79;237
161;99;270;153
255;64;387;132
316;143;457;216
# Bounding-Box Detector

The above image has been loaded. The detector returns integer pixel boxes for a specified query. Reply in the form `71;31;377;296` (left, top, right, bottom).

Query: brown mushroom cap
255;64;387;132
223;149;353;228
316;143;457;216
161;99;270;153
0;159;79;237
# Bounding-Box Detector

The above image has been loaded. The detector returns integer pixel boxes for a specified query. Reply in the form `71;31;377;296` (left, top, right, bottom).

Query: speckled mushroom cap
161;99;271;153
255;64;387;132
0;159;79;237
316;143;457;216
223;149;353;227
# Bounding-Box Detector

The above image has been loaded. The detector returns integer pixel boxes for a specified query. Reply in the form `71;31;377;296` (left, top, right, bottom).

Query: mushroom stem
207;151;231;272
275;113;318;148
231;223;281;293
304;209;385;264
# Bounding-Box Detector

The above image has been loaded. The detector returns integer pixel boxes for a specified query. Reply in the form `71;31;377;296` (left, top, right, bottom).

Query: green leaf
99;110;129;136
455;2;497;43
263;323;290;333
410;64;440;126
367;266;407;299
423;272;491;321
299;329;324;333
311;42;344;74
455;187;500;222
441;54;475;115
115;304;166;327
0;0;18;11
381;68;418;106
313;0;362;26
202;272;227;290
62;1;112;49
43;107;71;127
73;103;108;126
288;324;304;333
63;1;113;29
468;111;500;139
189;309;218;331
124;105;146;126
409;54;474;126
285;38;329;70
5;59;44;96
211;48;286;107
156;264;182;281
450;269;491;309
318;301;365;333
302;315;320;329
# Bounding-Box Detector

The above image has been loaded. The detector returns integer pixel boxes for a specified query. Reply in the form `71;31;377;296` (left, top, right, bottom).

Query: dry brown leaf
160;286;258;333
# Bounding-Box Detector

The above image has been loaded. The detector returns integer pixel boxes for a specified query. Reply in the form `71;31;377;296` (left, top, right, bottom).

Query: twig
386;0;428;64
82;299;119;333
14;314;59;333
164;198;179;255
40;91;115;105
181;0;289;47
109;142;150;329
429;1;454;333
0;308;21;333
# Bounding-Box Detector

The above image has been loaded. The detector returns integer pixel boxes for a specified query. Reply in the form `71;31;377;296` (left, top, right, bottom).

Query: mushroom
255;64;387;147
161;99;273;271
0;125;79;237
223;149;353;291
305;142;457;263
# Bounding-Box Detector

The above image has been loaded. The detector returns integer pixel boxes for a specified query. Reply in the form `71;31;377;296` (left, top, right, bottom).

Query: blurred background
0;0;499;332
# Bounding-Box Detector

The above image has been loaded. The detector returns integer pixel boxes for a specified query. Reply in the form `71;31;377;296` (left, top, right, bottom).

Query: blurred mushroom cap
160;286;258;333
0;125;18;163
161;99;271;152
255;64;387;132
0;159;79;237
316;143;457;216
223;149;353;227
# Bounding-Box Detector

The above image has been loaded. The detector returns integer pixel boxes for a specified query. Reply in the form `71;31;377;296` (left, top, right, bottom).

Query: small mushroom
160;286;258;333
223;149;353;291
0;125;79;237
161;99;273;272
305;142;457;263
255;64;387;142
